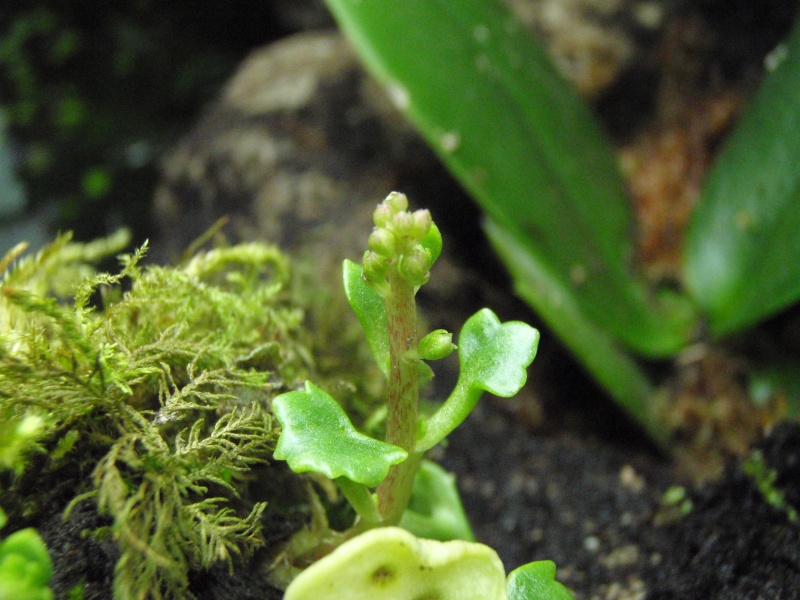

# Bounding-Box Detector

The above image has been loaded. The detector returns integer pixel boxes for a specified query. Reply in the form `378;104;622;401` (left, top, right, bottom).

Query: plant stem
376;271;420;524
335;478;383;527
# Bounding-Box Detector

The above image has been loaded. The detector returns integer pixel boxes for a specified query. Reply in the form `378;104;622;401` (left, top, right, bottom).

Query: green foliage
0;234;314;599
271;194;562;595
274;194;538;536
507;560;575;600
273;381;407;487
343;259;390;378
322;0;800;443
283;526;509;600
283;525;575;599
398;459;475;542
742;450;798;523
0;510;53;600
416;308;539;453
683;20;800;336
323;0;693;357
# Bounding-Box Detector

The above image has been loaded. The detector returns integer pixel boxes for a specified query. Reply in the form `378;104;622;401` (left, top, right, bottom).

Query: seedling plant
272;192;573;598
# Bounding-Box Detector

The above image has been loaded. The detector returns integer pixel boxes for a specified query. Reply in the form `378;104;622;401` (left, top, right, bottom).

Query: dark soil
40;400;800;600
444;404;800;600
39;404;800;600
643;422;800;600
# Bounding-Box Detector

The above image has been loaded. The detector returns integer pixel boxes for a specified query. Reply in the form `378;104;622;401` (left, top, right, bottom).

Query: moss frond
0;233;315;599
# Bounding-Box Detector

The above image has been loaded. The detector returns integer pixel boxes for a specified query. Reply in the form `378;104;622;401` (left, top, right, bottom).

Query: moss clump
0;231;317;599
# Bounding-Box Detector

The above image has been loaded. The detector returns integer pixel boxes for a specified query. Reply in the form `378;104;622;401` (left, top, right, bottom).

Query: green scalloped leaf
459;308;539;397
343;259;390;378
272;381;407;487
507;560;575;600
416;308;539;453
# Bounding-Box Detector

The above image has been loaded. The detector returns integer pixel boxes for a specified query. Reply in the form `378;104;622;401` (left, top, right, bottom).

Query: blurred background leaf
684;16;800;338
323;0;698;359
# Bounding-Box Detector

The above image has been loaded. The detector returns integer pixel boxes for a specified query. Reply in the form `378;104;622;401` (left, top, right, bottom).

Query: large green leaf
324;0;697;357
684;17;800;337
485;219;669;448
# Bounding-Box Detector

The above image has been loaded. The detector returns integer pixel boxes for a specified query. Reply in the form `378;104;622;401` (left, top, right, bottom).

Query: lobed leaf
273;381;407;487
416;308;540;453
458;308;539;398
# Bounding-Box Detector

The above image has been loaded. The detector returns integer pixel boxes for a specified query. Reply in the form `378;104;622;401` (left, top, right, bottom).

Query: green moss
0;232;321;599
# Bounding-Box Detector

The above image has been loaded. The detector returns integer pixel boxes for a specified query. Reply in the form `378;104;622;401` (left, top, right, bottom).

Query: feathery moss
0;232;320;599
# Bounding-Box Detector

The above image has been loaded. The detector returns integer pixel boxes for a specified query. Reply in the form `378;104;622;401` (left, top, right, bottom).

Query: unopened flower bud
398;245;432;286
418;329;456;361
391;211;414;238
384;191;408;213
362;250;388;284
410;209;432;239
368;228;396;257
373;203;393;228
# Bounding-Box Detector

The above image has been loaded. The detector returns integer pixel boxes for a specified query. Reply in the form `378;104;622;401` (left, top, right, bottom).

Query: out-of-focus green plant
323;0;800;445
0;507;53;600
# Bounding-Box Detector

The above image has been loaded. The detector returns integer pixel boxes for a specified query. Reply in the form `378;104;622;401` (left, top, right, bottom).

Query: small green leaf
420;222;443;266
343;259;390;377
399;459;475;542
459;308;539;397
416;309;539;453
272;381;407;487
507;560;575;600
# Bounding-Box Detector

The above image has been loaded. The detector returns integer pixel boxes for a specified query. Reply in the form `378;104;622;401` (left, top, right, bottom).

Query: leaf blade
684;17;800;336
343;259;390;377
272;381;407;487
324;0;697;356
458;308;539;398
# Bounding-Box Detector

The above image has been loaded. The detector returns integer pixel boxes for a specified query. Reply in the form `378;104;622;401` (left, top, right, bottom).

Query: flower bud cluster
363;192;436;290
